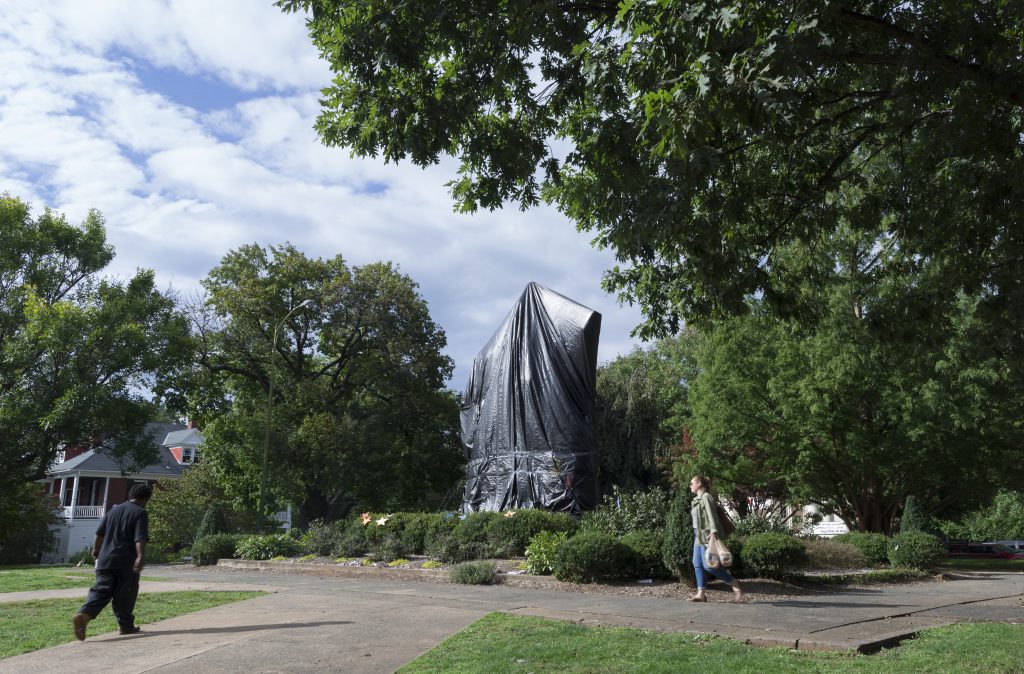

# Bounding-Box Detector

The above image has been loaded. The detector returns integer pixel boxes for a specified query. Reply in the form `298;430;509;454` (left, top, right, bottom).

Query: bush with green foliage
936;490;1024;542
888;531;945;570
194;502;229;541
661;489;695;583
525;531;568;575
383;512;435;554
802;537;866;570
485;509;578;556
899;496;930;534
621;530;668;578
450;560;497;585
424;533;472;563
0;486;58;564
553;532;634;583
425;512;460;539
722;535;746;575
741;532;808;578
454;511;503;544
332;518;370;557
147;463;259;553
299;519;337;556
580;486;670;537
832;532;890;566
368;532;408;563
192;533;245;566
236;533;302;560
68;547;94;566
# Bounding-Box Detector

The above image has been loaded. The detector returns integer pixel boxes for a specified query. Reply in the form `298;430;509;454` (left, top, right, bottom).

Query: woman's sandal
686;593;707;602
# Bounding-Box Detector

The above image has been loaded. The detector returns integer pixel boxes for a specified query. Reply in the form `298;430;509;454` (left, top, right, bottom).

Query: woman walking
688;475;742;602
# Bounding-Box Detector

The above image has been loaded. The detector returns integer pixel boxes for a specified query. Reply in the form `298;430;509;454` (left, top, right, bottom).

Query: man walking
72;483;152;640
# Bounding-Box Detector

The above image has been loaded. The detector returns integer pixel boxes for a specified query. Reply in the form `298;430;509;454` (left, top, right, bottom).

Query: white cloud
0;0;646;389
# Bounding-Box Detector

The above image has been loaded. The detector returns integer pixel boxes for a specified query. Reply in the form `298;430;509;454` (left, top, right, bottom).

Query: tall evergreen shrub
661;489;695;585
899;496;929;534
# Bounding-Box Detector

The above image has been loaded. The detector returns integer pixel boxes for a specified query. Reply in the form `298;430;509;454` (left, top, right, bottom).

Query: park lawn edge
0;590;265;659
397;612;1024;674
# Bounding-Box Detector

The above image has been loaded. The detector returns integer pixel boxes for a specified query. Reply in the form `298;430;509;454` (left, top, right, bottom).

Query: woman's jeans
693;542;735;590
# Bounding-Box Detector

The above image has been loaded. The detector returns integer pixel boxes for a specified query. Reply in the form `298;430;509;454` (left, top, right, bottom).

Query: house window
181;447;196;464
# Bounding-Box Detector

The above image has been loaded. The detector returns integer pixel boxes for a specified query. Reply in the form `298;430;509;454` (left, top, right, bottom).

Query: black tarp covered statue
461;282;601;514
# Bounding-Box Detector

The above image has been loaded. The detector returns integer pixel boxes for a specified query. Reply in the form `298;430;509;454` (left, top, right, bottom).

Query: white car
984;540;1024;552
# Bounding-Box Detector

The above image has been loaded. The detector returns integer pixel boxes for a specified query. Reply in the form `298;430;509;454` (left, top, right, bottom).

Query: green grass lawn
0;591;265;659
398;613;1024;674
0;566;166;593
939;558;1024;573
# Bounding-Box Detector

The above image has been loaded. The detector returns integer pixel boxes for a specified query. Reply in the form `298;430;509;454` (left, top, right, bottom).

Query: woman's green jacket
691;491;723;546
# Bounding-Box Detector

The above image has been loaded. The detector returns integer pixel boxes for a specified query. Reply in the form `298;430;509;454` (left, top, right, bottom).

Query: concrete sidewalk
1;565;1021;673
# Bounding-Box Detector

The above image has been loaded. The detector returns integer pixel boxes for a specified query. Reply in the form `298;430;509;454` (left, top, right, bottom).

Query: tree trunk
298;490;331;530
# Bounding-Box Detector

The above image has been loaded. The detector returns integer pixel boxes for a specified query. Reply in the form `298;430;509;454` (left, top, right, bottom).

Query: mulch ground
199;555;941;604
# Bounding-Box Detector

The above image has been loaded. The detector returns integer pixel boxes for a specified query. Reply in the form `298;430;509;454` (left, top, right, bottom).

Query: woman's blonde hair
691;475;711;492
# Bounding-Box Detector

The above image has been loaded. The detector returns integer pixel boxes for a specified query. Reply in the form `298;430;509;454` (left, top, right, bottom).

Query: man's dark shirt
95;501;149;570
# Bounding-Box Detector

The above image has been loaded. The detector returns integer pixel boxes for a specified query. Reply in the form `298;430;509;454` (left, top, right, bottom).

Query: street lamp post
258;298;315;522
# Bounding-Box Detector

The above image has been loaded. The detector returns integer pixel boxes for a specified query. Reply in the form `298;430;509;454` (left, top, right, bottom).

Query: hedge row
189;511;948;578
191;509;579;565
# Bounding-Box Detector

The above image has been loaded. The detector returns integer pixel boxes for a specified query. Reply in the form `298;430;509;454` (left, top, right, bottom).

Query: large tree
688;223;1024;534
280;1;1024;352
0;196;192;540
593;334;697;492
191;244;462;525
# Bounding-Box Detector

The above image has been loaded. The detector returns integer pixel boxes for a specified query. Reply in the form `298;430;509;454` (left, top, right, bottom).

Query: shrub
236;533;302;560
192;533;244;566
832;532;889;566
421;560;443;569
299;519;338;556
485;509;578;556
385;512;434;554
802;537;866;570
0;486;58;564
194;502;229;541
723;535;746;575
935;490;1024;542
332;518;370;557
368;532;408;563
455;511;503;545
425;533;478;563
423;512;460;550
580;486;670;537
888;531;945;570
741;532;808;578
621;530;668;579
525;531;568;575
661;489;695;583
553;532;634;583
450;560;497;585
899;496;930;534
68;547;94;566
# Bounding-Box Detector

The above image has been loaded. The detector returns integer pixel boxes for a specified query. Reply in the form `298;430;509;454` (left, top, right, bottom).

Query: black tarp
461;283;601;514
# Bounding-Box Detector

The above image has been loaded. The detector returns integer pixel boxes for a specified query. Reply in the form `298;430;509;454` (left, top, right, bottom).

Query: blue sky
0;0;646;389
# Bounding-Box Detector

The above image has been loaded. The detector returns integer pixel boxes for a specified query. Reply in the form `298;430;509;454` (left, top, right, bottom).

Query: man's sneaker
72;613;90;641
119;625;142;635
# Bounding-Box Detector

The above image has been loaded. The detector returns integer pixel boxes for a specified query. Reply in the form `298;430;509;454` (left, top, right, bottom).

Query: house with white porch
41;421;202;562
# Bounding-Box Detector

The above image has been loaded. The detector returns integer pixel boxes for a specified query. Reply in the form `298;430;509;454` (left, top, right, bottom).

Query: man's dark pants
79;567;140;629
